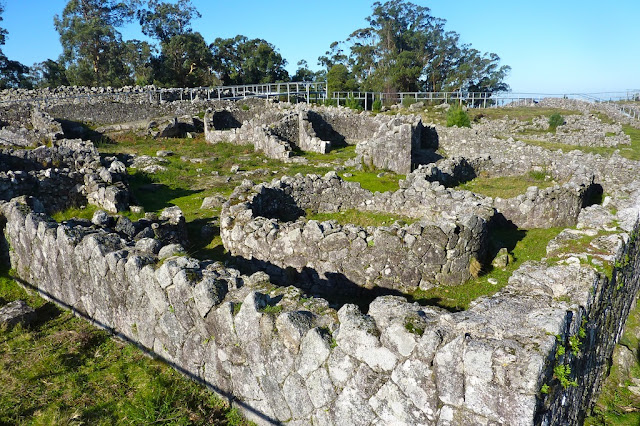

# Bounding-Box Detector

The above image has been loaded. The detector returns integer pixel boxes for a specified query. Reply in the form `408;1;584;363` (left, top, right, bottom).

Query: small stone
156;150;174;157
158;243;186;259
91;209;112;226
0;300;36;328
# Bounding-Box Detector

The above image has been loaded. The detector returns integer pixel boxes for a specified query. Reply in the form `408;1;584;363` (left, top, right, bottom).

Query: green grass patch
341;171;402;193
456;171;555;199
409;226;564;311
0;269;251;425
306;209;415;228
299;144;356;162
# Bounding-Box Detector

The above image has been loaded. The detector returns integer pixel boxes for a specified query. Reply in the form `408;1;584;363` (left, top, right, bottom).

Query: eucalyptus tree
54;0;138;86
211;35;288;85
321;0;510;94
137;0;200;43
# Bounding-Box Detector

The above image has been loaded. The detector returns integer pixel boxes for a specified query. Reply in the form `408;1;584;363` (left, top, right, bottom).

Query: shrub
241;104;250;111
446;105;471;128
548;113;564;131
401;97;417;108
346;96;363;111
372;99;382;113
323;98;337;107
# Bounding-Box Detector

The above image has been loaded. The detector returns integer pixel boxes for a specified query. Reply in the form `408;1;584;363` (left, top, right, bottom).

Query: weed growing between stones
585;294;640;425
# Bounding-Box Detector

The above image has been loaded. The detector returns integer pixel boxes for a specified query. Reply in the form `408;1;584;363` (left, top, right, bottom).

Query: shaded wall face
250;187;305;222
315;111;380;142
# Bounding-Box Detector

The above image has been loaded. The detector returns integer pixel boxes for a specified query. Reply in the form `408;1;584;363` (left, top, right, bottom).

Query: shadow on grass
186;218;227;262
128;173;203;212
6;276;281;425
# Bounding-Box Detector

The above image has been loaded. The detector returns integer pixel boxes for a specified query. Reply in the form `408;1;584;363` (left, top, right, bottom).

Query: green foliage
211;35;289;85
345;95;363;111
548;113;565;131
553;364;578;389
54;0;137;87
260;304;283;315
569;334;582;356
326;63;358;94
232;302;242;315
322;0;510;93
541;383;550;394
137;0;201;43
372;99;382;113
402;97;417;108
446;106;471;128
585;297;640;425
155;32;216;87
323;98;338;107
291;59;318;82
404;319;425;336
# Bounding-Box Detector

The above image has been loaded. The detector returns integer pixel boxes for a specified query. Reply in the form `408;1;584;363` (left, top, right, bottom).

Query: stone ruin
0;89;640;425
204;104;437;174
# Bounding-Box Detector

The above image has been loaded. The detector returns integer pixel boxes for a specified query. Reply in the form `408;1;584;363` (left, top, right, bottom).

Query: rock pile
0;139;129;213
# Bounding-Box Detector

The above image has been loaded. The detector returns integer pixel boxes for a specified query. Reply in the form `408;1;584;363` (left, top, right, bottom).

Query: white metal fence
1;82;638;120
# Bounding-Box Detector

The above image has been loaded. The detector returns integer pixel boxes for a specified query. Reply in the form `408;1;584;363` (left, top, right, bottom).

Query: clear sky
2;0;639;94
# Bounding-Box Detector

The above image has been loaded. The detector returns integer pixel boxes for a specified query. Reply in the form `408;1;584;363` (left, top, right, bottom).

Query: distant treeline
0;0;510;95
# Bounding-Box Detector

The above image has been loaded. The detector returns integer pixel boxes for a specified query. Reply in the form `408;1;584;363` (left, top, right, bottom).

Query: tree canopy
211;35;288;86
321;0;511;94
2;0;510;91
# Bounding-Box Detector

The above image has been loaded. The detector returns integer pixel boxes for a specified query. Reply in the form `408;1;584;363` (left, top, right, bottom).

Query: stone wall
3;196;639;425
221;173;491;291
0;104;64;147
205;105;436;171
355;116;437;174
0;139;129;213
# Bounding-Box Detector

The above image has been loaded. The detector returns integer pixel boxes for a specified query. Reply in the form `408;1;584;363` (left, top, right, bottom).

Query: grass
91;133;403;261
409;226;565;311
0;268;251;425
341;171;402;193
306;209;415;228
456;170;556;199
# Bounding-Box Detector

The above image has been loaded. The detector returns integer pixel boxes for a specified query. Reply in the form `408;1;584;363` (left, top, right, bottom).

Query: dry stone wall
3;195;640;425
205;105;436;173
221;174;490;292
2;96;640;425
0;139;129;213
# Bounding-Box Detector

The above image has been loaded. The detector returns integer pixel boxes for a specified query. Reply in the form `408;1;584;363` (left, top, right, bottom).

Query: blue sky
2;0;639;93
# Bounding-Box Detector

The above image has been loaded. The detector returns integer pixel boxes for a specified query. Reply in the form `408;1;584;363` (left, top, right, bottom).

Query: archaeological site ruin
2;85;640;425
